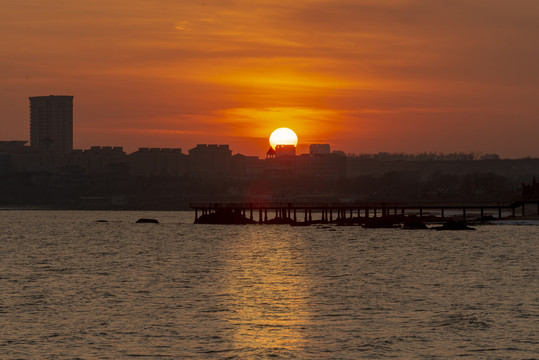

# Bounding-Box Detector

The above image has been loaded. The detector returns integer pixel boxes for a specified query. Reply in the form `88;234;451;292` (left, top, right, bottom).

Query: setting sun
269;128;298;149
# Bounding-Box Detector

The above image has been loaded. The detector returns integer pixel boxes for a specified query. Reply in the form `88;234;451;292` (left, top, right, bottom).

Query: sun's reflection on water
219;227;312;353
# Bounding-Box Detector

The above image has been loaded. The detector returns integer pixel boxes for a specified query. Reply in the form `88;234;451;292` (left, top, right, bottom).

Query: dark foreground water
1;211;537;359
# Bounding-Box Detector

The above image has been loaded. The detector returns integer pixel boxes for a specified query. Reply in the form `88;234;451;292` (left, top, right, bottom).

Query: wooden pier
190;200;539;224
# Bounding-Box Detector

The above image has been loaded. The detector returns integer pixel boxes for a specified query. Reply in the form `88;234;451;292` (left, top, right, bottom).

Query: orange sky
1;0;539;158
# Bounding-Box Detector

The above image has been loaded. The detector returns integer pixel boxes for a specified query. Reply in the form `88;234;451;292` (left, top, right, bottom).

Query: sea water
0;211;537;359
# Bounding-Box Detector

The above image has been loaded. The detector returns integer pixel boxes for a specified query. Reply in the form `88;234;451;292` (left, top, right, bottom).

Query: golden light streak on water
220;227;310;353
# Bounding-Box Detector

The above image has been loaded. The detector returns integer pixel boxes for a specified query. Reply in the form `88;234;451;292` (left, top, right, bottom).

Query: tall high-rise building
29;95;73;153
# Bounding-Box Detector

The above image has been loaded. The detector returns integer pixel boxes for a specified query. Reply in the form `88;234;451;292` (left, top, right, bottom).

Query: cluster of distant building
2;95;538;208
350;152;500;161
1;95;513;183
0;95;347;179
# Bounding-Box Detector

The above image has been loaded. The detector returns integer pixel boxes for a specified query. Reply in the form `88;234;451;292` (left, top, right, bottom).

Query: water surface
1;211;537;359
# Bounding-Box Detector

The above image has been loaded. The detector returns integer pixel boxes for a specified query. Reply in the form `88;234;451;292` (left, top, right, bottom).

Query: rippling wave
1;211;537;359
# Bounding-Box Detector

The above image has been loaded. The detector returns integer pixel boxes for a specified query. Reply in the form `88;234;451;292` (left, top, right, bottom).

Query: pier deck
190;200;539;224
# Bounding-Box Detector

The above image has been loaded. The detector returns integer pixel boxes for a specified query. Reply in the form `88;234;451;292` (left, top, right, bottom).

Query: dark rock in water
476;215;495;222
136;218;159;224
335;217;356;226
265;217;295;225
290;221;311;226
195;209;257;225
363;218;400;229
95;220;108;223
434;221;475;230
309;219;329;225
402;221;428;230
